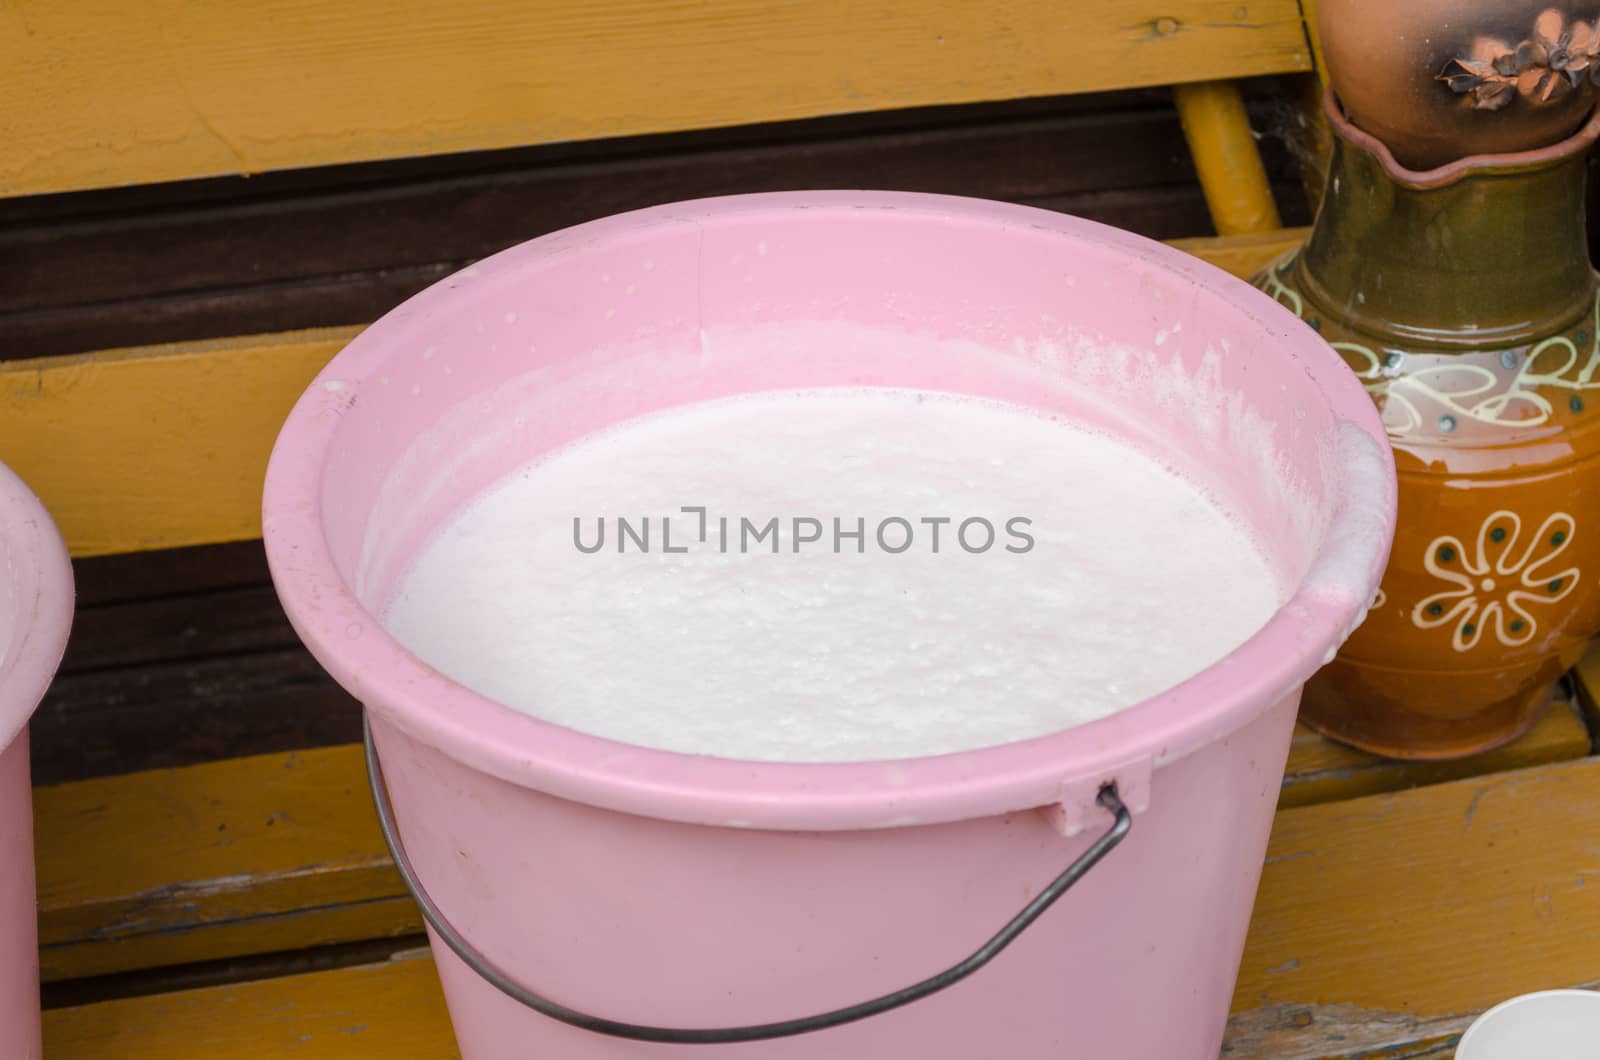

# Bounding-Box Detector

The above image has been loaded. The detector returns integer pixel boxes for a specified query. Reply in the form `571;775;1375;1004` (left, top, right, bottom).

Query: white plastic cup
1455;990;1600;1059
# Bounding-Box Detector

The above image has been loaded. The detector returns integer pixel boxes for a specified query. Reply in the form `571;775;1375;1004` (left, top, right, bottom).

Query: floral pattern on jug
1436;10;1600;115
1316;1;1600;170
1411;510;1579;651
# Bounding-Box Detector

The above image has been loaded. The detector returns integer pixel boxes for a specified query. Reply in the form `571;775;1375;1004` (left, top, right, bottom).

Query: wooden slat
35;956;1536;1060
0;1;1313;198
0;328;354;557
1165;226;1306;277
32;689;1586;982
0;231;1307;558
44;951;456;1060
1279;694;1593;809
34;746;411;983
41;759;1600;1059
1229;757;1600;1058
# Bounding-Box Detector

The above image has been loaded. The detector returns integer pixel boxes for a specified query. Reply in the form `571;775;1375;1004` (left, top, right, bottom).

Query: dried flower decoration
1438;9;1600;110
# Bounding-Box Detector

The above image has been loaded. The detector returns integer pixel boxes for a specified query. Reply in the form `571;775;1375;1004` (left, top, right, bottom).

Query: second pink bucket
264;192;1396;1059
1;460;74;1060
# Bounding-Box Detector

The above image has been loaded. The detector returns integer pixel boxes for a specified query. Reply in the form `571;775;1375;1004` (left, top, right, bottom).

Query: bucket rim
263;190;1396;832
0;458;74;753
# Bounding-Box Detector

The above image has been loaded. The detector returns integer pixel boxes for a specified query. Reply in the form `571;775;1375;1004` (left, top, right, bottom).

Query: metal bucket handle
364;712;1132;1045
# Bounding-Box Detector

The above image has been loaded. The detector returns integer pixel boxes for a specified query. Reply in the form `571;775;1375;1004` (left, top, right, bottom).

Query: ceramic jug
1254;88;1600;758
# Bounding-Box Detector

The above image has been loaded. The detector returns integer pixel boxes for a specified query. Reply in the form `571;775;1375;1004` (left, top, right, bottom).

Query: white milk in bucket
382;386;1284;761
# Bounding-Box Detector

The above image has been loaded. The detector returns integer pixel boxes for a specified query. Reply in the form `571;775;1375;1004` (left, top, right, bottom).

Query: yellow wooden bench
4;3;1598;1056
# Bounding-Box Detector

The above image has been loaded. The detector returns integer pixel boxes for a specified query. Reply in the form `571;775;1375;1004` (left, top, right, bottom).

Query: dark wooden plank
0;264;457;361
71;541;269;608
0;89;1312;359
59;586;297;676
0;89;1176;227
41;938;428;1012
0;107;1204;313
1028;182;1306;239
0;183;1312;359
30;651;360;785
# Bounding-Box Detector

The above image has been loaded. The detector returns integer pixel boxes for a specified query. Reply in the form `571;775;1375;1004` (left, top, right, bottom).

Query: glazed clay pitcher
1253;89;1600;759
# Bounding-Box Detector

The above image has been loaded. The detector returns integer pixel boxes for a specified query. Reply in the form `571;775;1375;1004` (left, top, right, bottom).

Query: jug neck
1297;93;1599;350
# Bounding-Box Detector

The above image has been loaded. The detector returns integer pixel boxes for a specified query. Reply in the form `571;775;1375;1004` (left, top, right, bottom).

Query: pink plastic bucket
264;192;1396;1059
0;461;73;1060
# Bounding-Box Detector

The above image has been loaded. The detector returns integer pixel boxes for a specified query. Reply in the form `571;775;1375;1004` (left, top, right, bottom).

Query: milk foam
383;387;1284;762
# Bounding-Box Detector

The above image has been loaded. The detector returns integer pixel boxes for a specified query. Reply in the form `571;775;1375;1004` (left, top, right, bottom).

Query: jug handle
364;712;1132;1045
